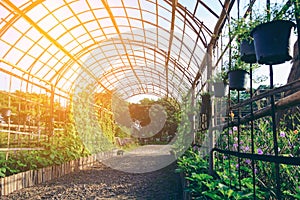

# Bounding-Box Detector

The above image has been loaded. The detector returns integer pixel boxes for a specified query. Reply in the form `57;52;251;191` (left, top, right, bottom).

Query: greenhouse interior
0;0;299;199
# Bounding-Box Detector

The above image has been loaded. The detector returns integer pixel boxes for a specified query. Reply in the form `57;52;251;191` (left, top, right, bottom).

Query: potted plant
227;65;249;91
199;92;211;130
250;3;296;65
224;48;251;91
200;92;211;108
209;71;228;97
230;17;260;64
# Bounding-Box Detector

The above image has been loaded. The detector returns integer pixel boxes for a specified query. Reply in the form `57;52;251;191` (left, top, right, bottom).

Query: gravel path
101;145;176;173
2;146;183;200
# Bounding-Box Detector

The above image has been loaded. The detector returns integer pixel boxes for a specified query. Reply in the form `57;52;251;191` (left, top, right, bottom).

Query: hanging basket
240;39;256;64
213;82;227;97
228;70;249;91
251;20;295;65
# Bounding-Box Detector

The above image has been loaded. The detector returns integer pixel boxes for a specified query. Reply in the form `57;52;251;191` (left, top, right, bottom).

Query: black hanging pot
228;70;249;91
213;82;227;97
251;20;295;65
199;94;211;130
240;39;256;63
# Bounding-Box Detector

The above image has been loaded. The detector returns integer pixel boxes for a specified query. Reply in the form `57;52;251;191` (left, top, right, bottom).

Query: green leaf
227;189;234;198
202;191;223;200
241;177;253;189
192;173;213;181
0;167;7;177
50;153;55;160
291;194;300;200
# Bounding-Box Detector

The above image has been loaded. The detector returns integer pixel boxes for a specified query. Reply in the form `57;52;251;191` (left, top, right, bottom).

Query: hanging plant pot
228;70;249;91
251;20;295;65
199;94;211;131
213;82;228;97
240;39;256;63
200;94;211;113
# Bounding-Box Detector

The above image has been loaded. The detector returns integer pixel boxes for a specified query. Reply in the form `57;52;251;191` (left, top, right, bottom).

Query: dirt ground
2;145;183;200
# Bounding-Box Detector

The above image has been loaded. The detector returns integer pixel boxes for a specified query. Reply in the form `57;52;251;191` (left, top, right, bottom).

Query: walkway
2;145;183;200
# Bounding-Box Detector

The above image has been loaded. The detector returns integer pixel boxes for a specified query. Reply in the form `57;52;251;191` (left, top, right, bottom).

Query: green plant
171;93;195;157
200;91;212;96
229;2;295;43
224;47;249;72
178;113;300;199
259;2;295;23
176;148;262;199
209;71;228;84
224;44;260;73
230;17;260;44
240;2;296;41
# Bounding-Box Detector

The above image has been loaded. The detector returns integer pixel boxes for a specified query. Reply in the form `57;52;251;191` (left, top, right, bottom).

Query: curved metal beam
1;0;111;94
100;0;145;94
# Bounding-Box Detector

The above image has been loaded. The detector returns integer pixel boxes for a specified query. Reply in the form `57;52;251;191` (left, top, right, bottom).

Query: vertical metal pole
207;45;214;176
266;0;271;22
237;90;241;190
269;64;281;200
228;91;232;187
208;97;214;175
50;85;55;142
293;0;300;55
215;97;219;172
249;0;256;198
191;85;196;145
227;8;232;187
5;76;12;160
17;101;20;146
38;90;41;143
250;65;256;199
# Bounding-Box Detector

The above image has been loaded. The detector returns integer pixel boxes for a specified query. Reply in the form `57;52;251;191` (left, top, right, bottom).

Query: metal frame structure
0;1;299;199
0;0;229;100
0;0;237;164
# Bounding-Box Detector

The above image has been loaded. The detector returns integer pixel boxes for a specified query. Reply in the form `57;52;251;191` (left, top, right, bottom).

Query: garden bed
0;154;98;196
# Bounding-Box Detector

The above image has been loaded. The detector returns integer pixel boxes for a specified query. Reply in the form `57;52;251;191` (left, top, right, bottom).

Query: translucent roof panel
0;0;241;100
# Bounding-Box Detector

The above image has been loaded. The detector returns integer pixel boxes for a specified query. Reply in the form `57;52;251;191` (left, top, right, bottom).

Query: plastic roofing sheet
0;0;238;100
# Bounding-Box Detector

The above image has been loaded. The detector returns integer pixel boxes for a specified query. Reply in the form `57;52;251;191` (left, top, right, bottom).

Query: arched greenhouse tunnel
0;0;300;199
